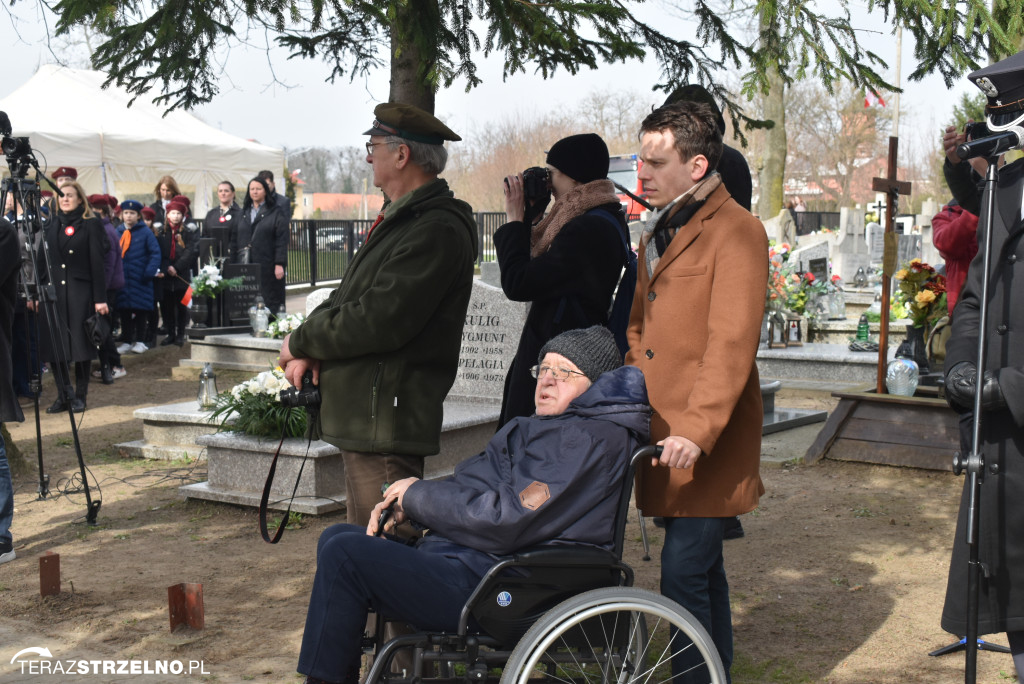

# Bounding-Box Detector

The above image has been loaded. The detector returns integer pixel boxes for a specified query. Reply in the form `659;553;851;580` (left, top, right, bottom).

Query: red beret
107;195;119;209
87;194;107;207
166;201;187;216
41;190;54;198
141;206;156;220
171;194;191;209
53;166;78;180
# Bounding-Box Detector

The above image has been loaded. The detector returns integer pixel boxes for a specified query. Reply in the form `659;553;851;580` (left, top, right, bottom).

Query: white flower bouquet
266;312;306;339
209;367;307;438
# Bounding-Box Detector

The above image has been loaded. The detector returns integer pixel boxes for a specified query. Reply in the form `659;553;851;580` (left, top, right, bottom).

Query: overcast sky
1;1;978;162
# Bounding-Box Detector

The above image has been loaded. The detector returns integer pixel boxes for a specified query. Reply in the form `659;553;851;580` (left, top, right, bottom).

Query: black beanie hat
539;326;621;383
545;133;610;184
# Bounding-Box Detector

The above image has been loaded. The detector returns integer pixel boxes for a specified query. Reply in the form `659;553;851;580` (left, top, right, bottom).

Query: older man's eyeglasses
365;141;387;156
530;364;587;381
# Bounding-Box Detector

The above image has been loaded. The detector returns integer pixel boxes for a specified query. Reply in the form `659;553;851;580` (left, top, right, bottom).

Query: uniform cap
53;166;77;180
969;50;1024;127
363;103;461;144
121;199;144;213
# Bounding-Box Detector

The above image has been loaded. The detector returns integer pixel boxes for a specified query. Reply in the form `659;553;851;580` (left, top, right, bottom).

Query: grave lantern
785;315;804;346
197;363;218;409
767;311;788;349
249;295;269;337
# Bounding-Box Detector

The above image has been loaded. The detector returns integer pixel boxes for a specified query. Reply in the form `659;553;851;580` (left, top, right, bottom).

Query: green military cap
363;103;461;144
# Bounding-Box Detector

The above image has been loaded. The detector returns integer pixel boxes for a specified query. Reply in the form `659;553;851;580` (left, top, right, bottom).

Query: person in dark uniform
942;49;1024;681
232;177;289;315
1;214;25;564
30;181;109;413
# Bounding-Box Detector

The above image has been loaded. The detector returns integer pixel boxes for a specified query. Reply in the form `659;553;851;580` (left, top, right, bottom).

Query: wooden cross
870;136;913;393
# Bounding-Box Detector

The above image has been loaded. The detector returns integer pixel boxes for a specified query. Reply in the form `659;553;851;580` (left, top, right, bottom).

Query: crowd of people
1;52;1023;684
3;167;292;411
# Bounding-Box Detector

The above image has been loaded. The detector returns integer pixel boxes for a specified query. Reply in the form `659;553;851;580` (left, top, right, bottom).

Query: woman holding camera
494;133;628;425
32;181;109;413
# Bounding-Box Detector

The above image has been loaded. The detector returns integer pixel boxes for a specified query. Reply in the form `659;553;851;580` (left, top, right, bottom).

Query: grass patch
731;652;815;683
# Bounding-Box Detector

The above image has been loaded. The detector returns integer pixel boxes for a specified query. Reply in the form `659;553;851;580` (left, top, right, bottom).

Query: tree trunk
757;66;787;221
1;423;26;476
388;1;438;112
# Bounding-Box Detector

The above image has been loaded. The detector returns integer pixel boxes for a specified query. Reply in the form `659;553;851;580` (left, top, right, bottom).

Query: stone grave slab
222;263;262;325
790;241;830;276
832;207;870;282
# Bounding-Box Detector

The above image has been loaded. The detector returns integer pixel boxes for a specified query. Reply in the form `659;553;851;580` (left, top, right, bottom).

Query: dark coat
626;182;768;518
156;221;200;293
36;210;108;362
100;217;125;291
288;179;477;456
941;157;1024;637
231;200;289;312
494;203;625;425
116;221;162;311
203;203;239;248
148;200;166;225
0;219;25;423
404;365;650;557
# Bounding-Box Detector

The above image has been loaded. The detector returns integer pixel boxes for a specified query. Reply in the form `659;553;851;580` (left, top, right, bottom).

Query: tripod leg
929;637;968;657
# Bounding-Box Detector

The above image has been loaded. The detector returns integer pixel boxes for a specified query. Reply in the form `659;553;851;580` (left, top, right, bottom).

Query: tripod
1;113;101;524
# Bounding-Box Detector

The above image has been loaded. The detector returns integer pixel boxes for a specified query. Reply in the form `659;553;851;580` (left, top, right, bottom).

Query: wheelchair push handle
630;445;663;467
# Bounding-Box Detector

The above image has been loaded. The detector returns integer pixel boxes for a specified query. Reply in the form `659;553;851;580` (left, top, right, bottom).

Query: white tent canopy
0;65;284;216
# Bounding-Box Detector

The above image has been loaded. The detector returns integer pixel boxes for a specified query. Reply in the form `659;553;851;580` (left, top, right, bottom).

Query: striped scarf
640;172;721;277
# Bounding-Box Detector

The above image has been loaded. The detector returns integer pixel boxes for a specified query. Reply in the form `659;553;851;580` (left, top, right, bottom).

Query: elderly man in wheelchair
298;326;725;684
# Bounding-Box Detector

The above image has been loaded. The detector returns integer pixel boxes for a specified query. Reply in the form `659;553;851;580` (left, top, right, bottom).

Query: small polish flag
864;89;886;108
181;286;193;307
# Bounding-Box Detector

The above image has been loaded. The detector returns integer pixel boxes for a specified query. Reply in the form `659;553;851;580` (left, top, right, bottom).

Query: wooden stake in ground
871;136;913;393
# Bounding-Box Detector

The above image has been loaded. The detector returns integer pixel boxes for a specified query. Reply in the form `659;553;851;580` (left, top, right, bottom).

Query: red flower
805;272;815;282
831;274;841;283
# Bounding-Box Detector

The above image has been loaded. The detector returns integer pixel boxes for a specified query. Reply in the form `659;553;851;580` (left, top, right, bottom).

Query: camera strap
259;408;318;544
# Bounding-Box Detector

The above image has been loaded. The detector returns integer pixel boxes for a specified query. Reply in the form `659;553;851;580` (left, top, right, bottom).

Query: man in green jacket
280;103;478;526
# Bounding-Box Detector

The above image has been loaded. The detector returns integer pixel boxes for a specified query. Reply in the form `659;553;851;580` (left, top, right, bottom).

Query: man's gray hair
384;135;448;175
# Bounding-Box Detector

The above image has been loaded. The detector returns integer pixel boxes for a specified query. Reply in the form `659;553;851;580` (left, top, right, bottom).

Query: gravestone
896;234;923;266
867;223;885;266
918;198;941;267
790;241;830;277
808;257;829;283
197;238;218;270
832;206;871;282
222;263;262;325
209;227;231;260
448;280;528;403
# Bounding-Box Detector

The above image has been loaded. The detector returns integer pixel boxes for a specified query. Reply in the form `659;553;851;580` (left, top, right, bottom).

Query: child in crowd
156;200;198;346
116;200;162;356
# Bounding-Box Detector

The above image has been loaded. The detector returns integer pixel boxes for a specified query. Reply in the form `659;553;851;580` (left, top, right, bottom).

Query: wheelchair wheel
500;587;725;684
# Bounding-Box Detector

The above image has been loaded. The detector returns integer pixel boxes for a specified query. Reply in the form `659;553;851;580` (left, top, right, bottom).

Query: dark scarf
640;172;722;277
57;205;86;233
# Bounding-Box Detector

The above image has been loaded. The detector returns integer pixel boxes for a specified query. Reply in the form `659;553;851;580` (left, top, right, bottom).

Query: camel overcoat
626;182;767;518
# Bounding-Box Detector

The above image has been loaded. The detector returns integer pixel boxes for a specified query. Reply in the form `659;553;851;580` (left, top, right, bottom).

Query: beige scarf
530;179;620;257
640;172;722;277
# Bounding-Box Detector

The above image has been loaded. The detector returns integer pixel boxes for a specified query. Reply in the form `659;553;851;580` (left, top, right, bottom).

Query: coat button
648;292;656;301
61;280;65;285
645;349;654;359
1009;254;1018;264
61;264;66;269
997;324;1008;334
69;249;74;254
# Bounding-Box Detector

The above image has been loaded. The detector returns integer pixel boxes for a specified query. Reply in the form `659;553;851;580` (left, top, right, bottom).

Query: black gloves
944;361;1006;411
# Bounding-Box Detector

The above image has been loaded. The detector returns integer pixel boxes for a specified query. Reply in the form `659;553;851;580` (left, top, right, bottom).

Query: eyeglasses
365;141;387;156
530;364;587;381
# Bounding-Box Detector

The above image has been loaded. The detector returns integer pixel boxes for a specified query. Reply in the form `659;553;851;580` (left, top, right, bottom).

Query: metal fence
285;212;510;287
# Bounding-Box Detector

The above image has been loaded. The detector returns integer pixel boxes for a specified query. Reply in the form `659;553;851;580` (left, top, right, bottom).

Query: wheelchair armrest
510;545;618;567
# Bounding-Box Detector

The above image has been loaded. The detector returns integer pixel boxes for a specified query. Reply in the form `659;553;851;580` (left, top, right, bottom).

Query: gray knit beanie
538;326;622;383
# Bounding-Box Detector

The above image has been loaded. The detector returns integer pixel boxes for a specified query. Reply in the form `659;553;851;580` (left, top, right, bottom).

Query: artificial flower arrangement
891;258;947;330
766;242;792;311
208;367;307;438
191;258;244;299
266;312;306;339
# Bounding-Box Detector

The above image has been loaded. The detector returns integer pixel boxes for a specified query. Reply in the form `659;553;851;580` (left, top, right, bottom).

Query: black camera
965;121;990;140
279;369;321;408
522;166;551;203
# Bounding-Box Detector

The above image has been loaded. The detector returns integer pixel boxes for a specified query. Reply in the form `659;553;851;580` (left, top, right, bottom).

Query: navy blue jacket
403;365;650;561
117;221;162;310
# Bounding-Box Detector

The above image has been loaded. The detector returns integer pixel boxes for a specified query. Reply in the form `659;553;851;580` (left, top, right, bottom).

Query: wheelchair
361;445;726;684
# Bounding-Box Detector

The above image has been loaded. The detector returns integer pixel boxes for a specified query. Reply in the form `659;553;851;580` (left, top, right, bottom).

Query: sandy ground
0;344;1017;684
